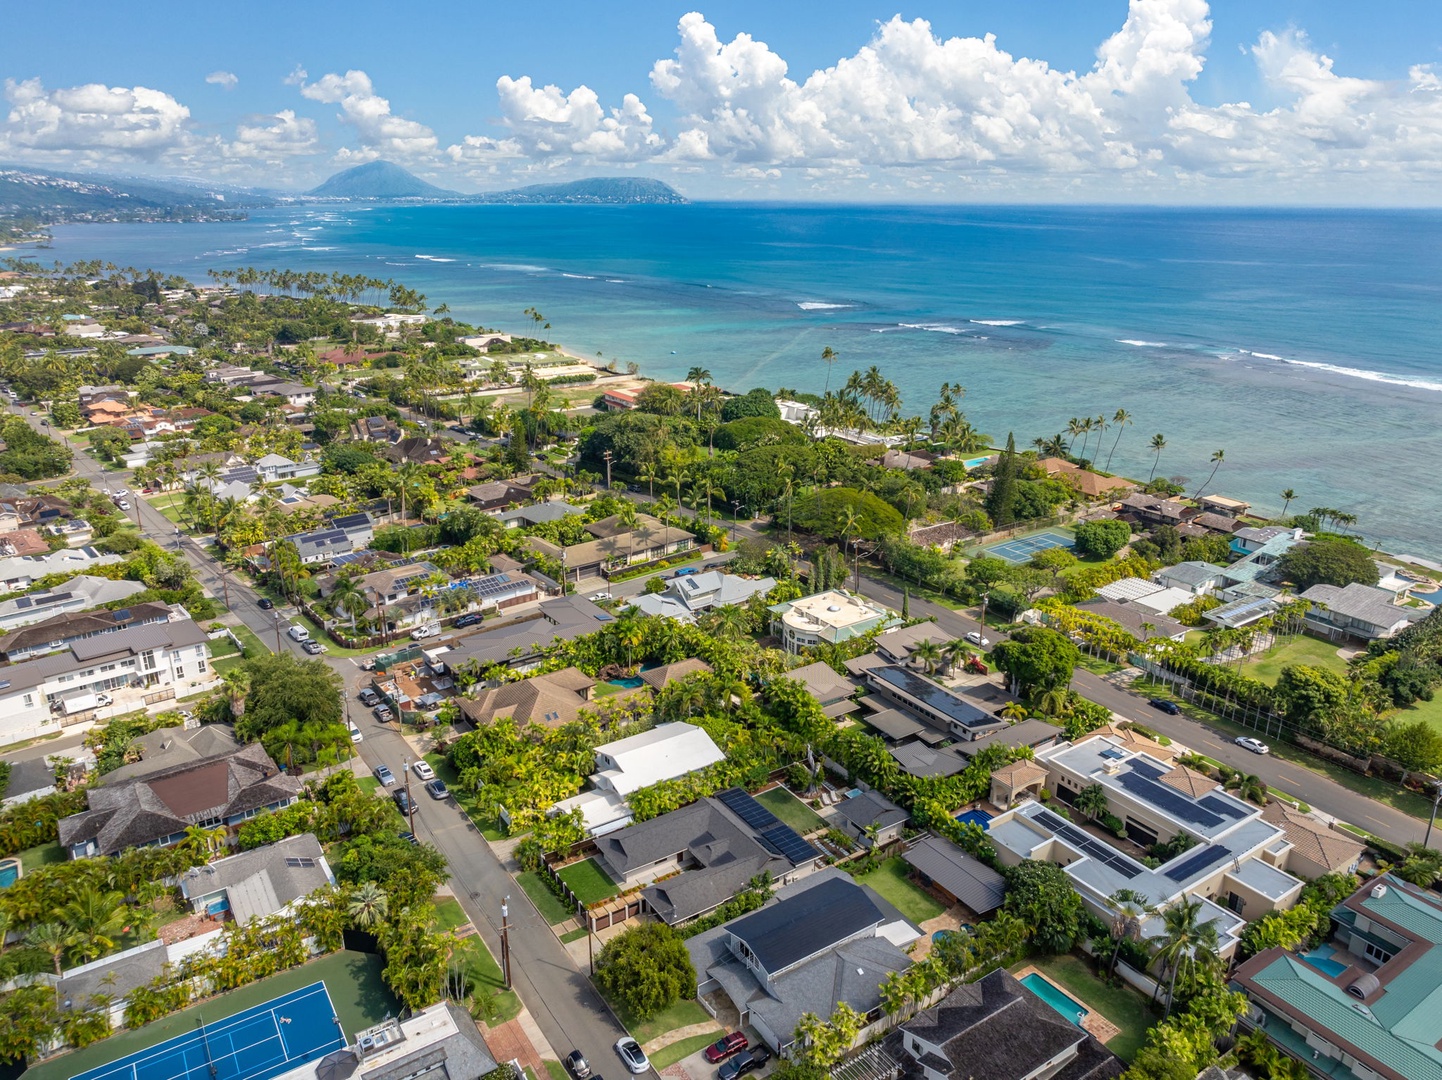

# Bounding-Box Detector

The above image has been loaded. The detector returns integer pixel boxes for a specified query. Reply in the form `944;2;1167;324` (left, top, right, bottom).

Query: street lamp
730;500;746;543
500;896;513;989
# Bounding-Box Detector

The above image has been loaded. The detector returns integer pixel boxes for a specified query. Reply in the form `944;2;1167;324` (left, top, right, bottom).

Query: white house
0;546;121;592
769;591;896;653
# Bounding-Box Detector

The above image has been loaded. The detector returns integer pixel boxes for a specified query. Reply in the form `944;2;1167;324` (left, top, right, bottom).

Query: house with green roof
1233;872;1442;1080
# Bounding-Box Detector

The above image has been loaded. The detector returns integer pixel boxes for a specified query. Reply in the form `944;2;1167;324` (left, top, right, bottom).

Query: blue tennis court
982;530;1076;565
71;983;345;1080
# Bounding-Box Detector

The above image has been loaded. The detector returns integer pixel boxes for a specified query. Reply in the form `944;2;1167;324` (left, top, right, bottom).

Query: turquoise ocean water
43;203;1442;559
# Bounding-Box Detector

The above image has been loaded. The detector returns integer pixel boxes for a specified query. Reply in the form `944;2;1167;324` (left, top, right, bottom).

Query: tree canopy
1278;538;1380;590
593;921;696;1021
234;651;349;767
991;626;1080;698
1074;519;1131;558
790;487;904;542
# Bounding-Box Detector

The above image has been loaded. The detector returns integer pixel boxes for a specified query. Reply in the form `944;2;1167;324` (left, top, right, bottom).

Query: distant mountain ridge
0;166;267;222
306;161;460;200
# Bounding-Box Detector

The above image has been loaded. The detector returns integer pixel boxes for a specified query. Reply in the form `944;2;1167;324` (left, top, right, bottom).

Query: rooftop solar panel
1114;769;1224;829
1163;844;1233;882
870;665;995;730
715;787;780;831
1036;809;1142;879
759;820;822;865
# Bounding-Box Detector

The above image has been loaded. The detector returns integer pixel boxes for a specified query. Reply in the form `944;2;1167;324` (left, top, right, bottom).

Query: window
1364;941;1393;964
22;693;33;708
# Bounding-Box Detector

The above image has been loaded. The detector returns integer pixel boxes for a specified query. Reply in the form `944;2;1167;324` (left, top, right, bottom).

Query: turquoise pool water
1021;973;1088;1026
609;677;644;689
0;862;18;888
1299;944;1348;978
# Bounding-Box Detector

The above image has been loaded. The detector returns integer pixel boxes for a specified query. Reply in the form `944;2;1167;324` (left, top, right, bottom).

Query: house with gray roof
493;501;584;528
0;599;173;661
785;660;861;718
179;833;334;923
688;871;919;1055
0;574;149;634
345;1002;497;1080
1299;582;1424;641
627;570;776;622
832;789;908;848
1152;561;1227;595
902;835;1006;914
58;742;301;858
899;969;1123;1080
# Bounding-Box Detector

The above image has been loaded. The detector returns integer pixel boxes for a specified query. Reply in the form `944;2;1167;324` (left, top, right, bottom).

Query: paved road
854;570;1429;846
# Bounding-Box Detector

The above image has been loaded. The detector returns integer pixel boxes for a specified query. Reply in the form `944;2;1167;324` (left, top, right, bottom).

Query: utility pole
402;759;416;834
602;450;612;489
500;896;513;989
218;562;231;611
588;922;594;975
1426;781;1442;849
273;612;282;652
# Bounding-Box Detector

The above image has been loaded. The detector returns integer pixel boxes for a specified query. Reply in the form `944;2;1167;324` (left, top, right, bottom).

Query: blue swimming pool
1299;943;1348;978
1021;973;1088;1026
955;808;993;829
0;861;16;889
608;677;644;689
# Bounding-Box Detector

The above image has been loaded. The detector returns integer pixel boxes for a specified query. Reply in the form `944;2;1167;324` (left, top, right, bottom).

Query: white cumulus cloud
298;68;436;160
222;110;319;161
206;71;238;90
0;78;192;161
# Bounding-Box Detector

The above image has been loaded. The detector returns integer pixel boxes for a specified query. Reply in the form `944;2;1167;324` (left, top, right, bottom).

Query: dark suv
717;1048;771;1080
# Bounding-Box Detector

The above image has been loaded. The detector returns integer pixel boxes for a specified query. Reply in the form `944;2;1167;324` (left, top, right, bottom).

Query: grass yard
1076;654;1124;677
227;622;268;658
560;927;589;944
435;897;470;932
557;858;619;906
613;996;712;1044
544;1062;569;1080
755;786;826;835
517;871;576;925
453;934;522;1024
1132;676;1433;819
24;951;394;1080
1016;954;1154;1062
1239;634;1351;685
650;1034;721;1068
1394;693;1442;735
19;841;66;873
356;776;382;795
145;492;189;527
853;857;946;924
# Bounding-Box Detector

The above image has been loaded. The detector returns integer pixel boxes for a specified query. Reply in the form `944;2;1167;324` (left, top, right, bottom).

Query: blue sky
2;1;1441;201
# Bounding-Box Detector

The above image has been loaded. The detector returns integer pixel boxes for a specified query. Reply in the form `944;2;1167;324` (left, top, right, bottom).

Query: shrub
1073;519;1131;558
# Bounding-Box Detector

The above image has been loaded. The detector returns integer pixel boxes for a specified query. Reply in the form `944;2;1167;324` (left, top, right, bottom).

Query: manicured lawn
853;857;946;924
755;786;826;835
145;492;189;527
557;858;619;906
453;933;522;1024
1076;654;1123;676
24;951;395;1080
613;996;711;1044
1395;693;1442;736
228;622;268;658
560;927;589;944
357;776;382;795
435;897;470;932
544;1061;569;1080
1016;954;1155;1062
1239;634;1350;685
212;654;247;675
19;841;65;873
1132;676;1433;819
517;871;576;925
651;1033;720;1067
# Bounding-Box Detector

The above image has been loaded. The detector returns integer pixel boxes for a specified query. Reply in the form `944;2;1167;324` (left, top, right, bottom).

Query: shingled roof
457;666;601;729
1262;801;1365;873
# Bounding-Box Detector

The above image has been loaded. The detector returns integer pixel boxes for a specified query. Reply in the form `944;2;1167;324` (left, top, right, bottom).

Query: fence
1130;652;1289;739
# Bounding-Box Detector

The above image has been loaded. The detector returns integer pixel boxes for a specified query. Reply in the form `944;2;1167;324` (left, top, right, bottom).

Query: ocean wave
797;301;852;311
415;255;455;262
1242;350;1442;393
898;322;972;335
605;279;625;284
478;262;549;273
561;273;597;280
970;319;1022;326
1117;339;1168;348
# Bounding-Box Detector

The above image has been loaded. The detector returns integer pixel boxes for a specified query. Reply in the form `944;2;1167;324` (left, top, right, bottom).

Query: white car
965;631;992;647
1235;736;1271;755
348;724;363;743
412;760;435;781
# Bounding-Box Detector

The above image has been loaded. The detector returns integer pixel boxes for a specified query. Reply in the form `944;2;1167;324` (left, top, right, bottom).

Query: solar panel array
870;665;995;730
1163;844;1233;883
1035;809;1142;879
714;787;822;866
473;573;532;599
1116;759;1246;829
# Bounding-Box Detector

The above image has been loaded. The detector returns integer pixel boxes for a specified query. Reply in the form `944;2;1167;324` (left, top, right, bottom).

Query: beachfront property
0;618;214;745
58;741;301;858
1233;873;1442;1080
1298;582;1425;641
898;969;1124;1080
687;870;919;1056
178;833;334;923
769;590;896;653
551;721;725;835
1039;458;1139;500
1152;560;1229;595
593;786;824;924
627;569;777;621
986;733;1317;960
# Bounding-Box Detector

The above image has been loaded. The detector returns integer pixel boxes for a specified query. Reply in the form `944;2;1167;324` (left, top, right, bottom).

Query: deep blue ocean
45;203;1442;559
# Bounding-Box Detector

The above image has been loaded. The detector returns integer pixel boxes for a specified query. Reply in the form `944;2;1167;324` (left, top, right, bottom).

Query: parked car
373;704;393;722
965;630;991;647
588;592;610;602
672;567;698;577
614;1039;649;1075
1235;736;1271;755
566;1052;591;1079
413;760;435;781
425;778;449;800
258;597;274;610
717;1048;770;1080
302;639;324;654
359;688;381;707
287;624;310;642
703;1033;748;1064
1148;698;1182;715
393;788;412;815
454;613;482;629
116;501;131;511
348;724;363;743
374;764;395;786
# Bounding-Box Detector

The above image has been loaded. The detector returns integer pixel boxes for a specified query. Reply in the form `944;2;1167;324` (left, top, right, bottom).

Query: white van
287;625;310;642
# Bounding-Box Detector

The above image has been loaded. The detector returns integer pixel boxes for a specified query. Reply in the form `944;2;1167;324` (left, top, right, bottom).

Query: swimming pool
1299;943;1348;978
608;677;644;689
1021;973;1088;1026
0;860;16;888
955;808;993;829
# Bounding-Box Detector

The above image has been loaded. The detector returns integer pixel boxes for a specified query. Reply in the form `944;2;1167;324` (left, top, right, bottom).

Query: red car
704;1033;748;1064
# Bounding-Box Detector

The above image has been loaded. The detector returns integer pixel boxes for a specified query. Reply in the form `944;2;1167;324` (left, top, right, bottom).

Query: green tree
986;432;1019;526
1003;860;1081;954
347;881;390;928
1274;664;1351;736
1278;538;1381;590
594;921;696;1022
1073;519;1131;558
1074;783;1110;823
991;626;1080;698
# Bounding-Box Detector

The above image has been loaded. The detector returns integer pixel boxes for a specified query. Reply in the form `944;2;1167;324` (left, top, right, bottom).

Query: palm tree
1226;772;1269;805
26;922;72;978
1280;488;1296;517
911;641;943;676
1192;449;1225;501
1104;408;1132;472
821;346;838;395
60;888;129;962
944;639;970;677
1104;889;1156;977
1153;896;1220;1019
329;576;368;635
686;366;712;422
347;882;389;928
1147;433;1167;481
221;667;251;719
1074;783;1110;823
837;504;862;591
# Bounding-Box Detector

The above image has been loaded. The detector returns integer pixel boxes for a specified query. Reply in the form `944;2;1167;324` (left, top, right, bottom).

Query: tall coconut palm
1280;488;1296;517
221;667;251;719
1192;449;1226;501
1153;896;1220;1018
911;640;943;676
347;882;389;928
1104;408;1132;472
686;366;712;422
60;888;129;963
1104;889;1156;977
821;346;838;395
26;922;72;978
1147;434;1167;481
329;576;368;634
